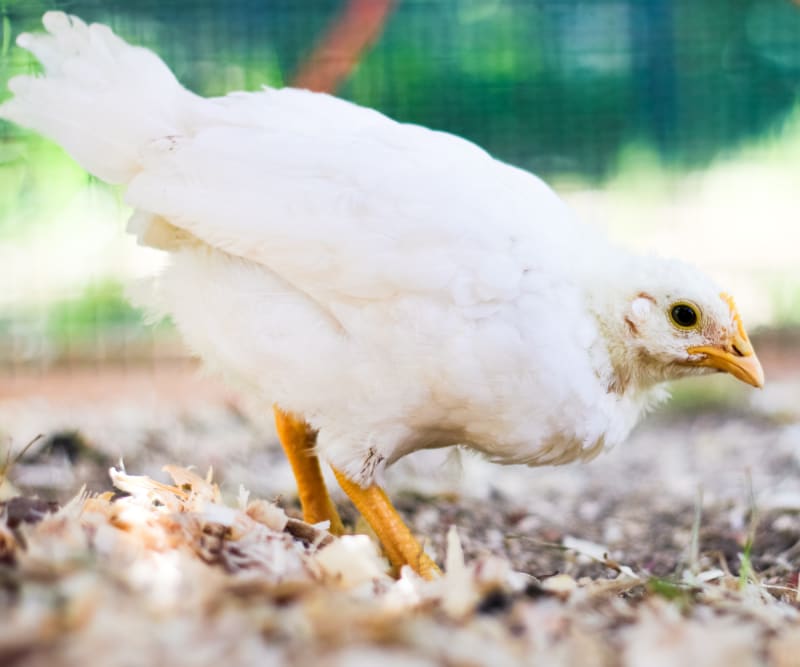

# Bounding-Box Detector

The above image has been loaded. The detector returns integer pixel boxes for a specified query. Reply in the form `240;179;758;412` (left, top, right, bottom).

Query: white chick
0;13;763;578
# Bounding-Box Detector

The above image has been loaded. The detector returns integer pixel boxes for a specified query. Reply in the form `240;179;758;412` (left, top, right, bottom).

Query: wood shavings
441;525;478;617
539;574;578;599
2;400;800;666
2;459;799;667
315;534;390;587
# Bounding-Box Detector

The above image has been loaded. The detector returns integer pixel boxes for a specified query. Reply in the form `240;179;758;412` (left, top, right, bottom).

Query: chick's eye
670;303;699;329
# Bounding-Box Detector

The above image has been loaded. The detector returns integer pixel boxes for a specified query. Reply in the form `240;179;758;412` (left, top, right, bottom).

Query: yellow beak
686;294;764;388
686;339;764;388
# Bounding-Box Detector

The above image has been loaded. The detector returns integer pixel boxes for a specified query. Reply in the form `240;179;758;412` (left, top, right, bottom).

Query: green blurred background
1;0;798;371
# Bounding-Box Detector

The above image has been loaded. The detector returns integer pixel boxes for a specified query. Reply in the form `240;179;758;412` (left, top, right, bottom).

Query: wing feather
126;88;579;306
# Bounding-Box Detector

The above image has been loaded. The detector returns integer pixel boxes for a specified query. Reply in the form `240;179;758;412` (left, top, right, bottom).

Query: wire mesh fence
1;0;799;372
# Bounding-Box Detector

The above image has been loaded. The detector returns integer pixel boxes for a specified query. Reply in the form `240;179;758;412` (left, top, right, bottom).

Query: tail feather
0;11;198;184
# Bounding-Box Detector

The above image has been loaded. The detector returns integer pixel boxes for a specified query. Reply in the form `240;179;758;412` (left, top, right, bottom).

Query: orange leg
273;406;344;535
332;466;441;580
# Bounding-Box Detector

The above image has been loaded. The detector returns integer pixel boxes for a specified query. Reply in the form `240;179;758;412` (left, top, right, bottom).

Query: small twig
504;533;568;551
739;468;759;589
760;583;800;595
285;518;335;549
707;549;734;577
0;434;44;483
690;485;703;575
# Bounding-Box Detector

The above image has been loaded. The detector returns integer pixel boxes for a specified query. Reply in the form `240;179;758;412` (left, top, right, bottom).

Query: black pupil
672;305;697;327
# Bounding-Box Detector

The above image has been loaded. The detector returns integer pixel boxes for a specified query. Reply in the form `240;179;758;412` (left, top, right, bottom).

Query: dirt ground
1;357;799;666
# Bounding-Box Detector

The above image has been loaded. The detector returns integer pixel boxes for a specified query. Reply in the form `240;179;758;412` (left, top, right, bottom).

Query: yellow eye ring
669;301;701;330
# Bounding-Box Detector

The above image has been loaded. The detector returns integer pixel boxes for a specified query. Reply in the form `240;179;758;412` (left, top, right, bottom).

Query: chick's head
616;261;764;389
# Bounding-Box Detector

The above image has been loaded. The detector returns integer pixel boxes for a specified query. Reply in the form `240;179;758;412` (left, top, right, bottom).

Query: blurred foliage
45;281;145;340
768;280;800;326
0;0;798;340
0;135;90;240
1;0;799;179
666;374;756;414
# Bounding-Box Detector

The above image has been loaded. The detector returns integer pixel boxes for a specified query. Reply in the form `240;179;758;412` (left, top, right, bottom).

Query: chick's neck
585;267;670;396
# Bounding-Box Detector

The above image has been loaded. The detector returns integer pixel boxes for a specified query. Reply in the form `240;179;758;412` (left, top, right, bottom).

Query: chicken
0;13;764;579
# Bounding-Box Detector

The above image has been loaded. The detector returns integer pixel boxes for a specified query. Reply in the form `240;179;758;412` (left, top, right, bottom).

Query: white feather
1;11;200;183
